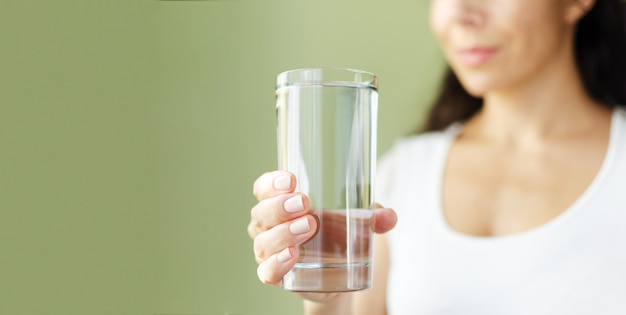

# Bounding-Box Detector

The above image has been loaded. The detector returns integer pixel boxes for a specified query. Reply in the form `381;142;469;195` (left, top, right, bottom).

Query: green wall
0;1;443;314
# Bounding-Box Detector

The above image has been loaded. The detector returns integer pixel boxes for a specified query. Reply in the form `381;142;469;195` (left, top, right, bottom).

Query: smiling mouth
458;47;498;67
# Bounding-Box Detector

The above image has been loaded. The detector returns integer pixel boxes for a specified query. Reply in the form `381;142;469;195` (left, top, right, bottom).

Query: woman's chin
466;87;486;98
460;83;488;98
457;75;499;98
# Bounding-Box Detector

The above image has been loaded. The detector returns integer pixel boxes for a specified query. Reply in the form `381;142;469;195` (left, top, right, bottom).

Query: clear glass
275;68;378;292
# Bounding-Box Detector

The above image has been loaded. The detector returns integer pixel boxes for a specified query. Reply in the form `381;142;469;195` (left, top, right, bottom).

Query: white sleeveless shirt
376;109;626;315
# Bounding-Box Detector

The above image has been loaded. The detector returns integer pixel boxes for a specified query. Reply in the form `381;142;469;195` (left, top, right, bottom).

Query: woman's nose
454;0;487;29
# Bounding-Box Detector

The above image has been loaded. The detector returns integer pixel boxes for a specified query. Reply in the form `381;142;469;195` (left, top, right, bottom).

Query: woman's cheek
429;0;451;38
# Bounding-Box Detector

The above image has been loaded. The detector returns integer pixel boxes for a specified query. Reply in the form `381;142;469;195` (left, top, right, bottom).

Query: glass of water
275;68;378;292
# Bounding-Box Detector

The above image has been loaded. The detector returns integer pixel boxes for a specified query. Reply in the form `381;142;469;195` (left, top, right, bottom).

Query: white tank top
376;108;626;315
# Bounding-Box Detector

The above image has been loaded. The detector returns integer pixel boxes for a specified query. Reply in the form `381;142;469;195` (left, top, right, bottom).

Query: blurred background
0;0;443;314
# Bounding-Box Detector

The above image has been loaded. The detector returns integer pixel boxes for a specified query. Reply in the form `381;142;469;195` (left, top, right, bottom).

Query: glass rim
276;67;378;91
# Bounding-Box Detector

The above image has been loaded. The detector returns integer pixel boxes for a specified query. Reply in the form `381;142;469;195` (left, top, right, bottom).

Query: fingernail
277;248;292;263
284;195;304;213
273;175;291;191
289;217;310;235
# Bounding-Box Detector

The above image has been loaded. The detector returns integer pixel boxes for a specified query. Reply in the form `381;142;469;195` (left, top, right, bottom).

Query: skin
249;0;611;313
248;171;397;313
431;0;610;237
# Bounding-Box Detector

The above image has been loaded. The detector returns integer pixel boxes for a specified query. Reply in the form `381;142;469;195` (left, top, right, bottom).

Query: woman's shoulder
375;126;458;207
377;125;459;184
381;123;461;163
395;130;453;150
615;105;626;122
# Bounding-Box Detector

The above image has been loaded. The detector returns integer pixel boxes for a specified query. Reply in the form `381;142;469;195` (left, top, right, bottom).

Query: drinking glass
275;68;378;292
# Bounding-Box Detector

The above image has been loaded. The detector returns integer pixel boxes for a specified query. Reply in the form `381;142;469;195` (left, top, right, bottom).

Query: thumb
371;204;397;234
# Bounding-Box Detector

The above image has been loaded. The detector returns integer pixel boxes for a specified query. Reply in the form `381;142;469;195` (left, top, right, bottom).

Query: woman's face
429;0;585;96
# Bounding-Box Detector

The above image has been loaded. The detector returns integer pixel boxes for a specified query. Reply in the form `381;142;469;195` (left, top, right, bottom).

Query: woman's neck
465;51;609;145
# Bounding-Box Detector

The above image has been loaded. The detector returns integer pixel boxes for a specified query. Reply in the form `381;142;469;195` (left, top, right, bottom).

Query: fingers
257;247;297;286
254;208;397;287
249;171;398;289
371;207;397;234
253;215;317;262
250;170;314;286
253;171;296;201
253;215;317;286
248;193;310;239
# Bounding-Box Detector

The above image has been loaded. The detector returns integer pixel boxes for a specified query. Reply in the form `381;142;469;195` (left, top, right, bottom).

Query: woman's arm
303;294;352;315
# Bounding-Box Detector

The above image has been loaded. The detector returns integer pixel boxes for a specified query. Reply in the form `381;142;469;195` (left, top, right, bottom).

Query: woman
248;0;626;314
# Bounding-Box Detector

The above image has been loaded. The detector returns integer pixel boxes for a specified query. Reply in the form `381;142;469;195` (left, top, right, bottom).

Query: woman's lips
458;47;498;66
